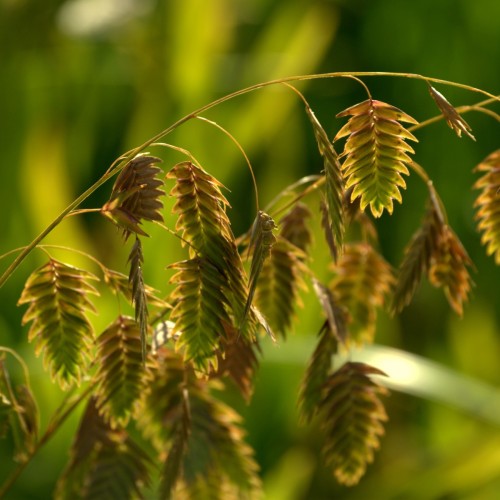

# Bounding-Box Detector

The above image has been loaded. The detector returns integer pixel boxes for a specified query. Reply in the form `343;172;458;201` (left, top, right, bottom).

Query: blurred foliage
0;0;499;498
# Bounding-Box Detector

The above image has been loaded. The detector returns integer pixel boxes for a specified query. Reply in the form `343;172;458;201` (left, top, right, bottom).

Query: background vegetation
1;0;499;498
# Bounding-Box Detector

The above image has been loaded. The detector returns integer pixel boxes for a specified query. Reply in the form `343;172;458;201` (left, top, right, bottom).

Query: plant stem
0;72;497;289
409;96;500;132
0;385;93;498
196;116;260;213
0;167;122;289
0;348;31;388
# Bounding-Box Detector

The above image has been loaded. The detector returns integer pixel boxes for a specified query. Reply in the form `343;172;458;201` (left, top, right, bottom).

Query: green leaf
18;259;98;389
335;99;418;218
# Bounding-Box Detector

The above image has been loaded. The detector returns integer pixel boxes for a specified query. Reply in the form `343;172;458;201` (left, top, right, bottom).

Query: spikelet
94;316;144;427
335;99;418;218
299;322;339;423
102;155;164;239
330;243;394;344
393;185;473;315
474;150;500;263
428;84;475;140
320;362;388;486
392;195;443;314
137;349;261;499
56;397;151;499
428;225;473;316
128;237;148;361
306;104;345;259
18;259;98;389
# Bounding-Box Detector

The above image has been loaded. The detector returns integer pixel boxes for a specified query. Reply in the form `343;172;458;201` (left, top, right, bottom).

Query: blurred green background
0;0;499;498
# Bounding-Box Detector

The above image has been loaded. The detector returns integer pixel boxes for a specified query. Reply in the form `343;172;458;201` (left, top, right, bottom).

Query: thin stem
342;75;372;99
235;174;324;245
0;247;28;262
282;82;309;107
195;116;260;212
0;385;93;498
0;348;31;389
408;162;449;225
264;174;323;214
149;142;201;165
409;96;500;133
148;306;172;328
409;161;431;184
65;208;102;217
1;71;497;288
271;176;326;219
408;161;451;224
37;244;108;273
474;107;500;122
0;167;122;288
428;181;449;226
153;221;201;257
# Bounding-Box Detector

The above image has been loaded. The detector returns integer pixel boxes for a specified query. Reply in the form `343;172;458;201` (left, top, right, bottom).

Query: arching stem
1;71;497;288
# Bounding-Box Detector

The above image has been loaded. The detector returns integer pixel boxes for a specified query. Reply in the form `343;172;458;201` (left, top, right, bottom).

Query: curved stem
153;221;198;254
195;116;260;212
281;81;309;107
36;244;109;273
409;161;431;184
0;247;30;262
270;176;326;219
427;181;449;226
0;348;31;389
474;107;500;122
264;174;323;214
150;142;201;165
409;96;500;133
65;208;101;217
1;71;497;288
342;75;372;99
0;167;121;288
